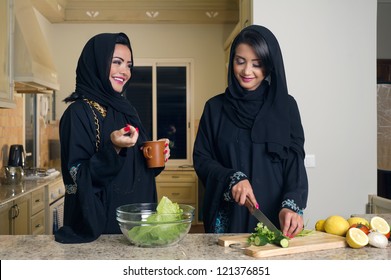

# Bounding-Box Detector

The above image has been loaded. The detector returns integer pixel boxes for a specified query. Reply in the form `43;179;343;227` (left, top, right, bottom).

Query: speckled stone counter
1;229;390;260
0;174;62;205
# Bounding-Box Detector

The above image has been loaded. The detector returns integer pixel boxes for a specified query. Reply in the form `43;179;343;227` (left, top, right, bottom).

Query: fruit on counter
345;228;369;249
369;216;391;235
349;223;370;235
315;219;325;232
367;231;389;248
347;217;369;227
323;215;350;236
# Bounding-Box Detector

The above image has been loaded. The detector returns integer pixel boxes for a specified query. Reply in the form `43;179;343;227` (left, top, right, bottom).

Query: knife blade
246;198;280;235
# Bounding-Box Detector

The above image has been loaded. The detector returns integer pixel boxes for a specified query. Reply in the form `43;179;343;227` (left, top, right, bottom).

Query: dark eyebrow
112;56;125;61
234;54;261;62
112;56;132;65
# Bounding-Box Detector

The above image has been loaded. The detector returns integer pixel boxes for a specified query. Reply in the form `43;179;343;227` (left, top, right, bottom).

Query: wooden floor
189;224;205;233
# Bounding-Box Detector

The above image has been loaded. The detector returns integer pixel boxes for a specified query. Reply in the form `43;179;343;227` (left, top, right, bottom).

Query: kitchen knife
246;198;281;235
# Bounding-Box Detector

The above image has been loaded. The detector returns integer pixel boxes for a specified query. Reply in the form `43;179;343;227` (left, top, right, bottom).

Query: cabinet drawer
157;183;196;204
31;188;45;215
31;211;45;235
156;172;196;183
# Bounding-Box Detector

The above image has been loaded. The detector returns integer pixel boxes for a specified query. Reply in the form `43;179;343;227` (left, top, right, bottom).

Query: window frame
133;58;195;167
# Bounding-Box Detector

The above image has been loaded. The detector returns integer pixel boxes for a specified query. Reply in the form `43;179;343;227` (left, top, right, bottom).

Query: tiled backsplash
0;96;23;168
0;95;59;170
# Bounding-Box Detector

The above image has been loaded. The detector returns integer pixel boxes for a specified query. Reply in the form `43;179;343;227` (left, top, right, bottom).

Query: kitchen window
125;59;194;166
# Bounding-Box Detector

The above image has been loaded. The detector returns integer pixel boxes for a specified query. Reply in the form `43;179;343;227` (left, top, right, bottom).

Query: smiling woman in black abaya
55;33;170;243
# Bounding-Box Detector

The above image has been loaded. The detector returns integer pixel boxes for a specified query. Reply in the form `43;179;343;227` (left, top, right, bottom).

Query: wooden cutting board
218;231;347;258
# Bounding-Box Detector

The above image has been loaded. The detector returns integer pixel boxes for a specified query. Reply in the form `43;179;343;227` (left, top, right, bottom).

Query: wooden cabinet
155;170;200;224
12;195;31;234
239;0;253;29
0;195;31;235
30;188;45;235
223;0;253;77
0;0;15;108
0;201;12;234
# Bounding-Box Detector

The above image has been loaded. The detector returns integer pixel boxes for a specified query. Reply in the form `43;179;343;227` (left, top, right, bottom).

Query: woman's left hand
158;138;171;162
278;208;304;238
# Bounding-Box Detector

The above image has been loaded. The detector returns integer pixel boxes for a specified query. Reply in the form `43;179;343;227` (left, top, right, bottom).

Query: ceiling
31;0;239;24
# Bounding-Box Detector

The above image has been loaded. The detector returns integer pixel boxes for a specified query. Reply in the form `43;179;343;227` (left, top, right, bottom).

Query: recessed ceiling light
205;11;219;18
86;11;99;18
146;11;159;18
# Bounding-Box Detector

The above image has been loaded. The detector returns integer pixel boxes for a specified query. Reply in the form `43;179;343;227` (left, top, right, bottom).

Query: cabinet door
0;0;15;108
240;0;252;28
157;182;196;204
13;195;31;235
31;188;45;215
0;202;12;235
31;210;45;235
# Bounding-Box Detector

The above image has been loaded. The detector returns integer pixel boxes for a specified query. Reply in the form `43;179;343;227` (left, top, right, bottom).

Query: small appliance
8;144;26;168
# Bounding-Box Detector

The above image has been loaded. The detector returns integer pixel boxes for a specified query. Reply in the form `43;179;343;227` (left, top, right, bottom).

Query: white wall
253;0;377;227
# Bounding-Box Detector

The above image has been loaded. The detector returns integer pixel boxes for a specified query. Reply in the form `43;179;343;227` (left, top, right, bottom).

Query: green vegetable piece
127;196;186;246
247;222;290;248
253;235;268;246
273;234;289;248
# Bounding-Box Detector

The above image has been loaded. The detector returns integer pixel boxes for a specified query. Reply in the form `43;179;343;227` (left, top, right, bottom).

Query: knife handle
245;198;256;213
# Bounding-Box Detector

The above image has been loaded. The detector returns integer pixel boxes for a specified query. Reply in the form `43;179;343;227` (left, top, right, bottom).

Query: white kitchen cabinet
155;170;200;224
0;0;15;108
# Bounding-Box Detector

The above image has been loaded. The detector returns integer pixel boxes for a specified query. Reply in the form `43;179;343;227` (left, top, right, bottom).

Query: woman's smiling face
109;44;132;93
233;43;265;91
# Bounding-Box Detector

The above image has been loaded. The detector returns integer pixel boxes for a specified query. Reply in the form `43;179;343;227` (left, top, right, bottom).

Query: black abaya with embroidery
193;25;308;233
55;33;160;243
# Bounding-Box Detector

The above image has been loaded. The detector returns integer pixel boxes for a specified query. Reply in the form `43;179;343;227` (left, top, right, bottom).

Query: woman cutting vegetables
193;25;308;238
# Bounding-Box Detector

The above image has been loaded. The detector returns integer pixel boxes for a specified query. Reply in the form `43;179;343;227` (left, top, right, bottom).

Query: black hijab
64;33;137;115
63;32;146;141
224;25;305;159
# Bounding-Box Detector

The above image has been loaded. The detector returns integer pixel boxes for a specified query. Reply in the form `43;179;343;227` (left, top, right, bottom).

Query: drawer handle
35;224;42;229
35;199;41;203
171;175;180;179
171;192;180;196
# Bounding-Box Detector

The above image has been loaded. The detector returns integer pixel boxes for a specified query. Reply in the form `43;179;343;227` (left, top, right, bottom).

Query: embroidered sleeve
223;171;248;202
65;164;80;195
281;199;304;216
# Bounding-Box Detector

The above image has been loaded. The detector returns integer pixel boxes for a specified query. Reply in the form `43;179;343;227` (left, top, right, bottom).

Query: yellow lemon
370;216;391;235
346;228;369;249
315;220;325;231
347;217;369;227
324;215;350;236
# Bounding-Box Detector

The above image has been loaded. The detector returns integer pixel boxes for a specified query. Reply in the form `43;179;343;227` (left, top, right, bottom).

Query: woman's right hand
110;124;138;153
231;179;259;211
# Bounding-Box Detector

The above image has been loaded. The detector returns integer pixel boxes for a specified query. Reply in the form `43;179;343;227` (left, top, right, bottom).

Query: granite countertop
0;174;62;205
1;214;390;260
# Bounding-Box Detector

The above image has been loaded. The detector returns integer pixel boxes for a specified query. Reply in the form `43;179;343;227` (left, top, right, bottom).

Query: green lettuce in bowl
116;197;194;247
